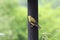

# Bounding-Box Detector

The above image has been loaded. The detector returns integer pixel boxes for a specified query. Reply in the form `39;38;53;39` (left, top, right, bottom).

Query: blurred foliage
39;0;60;40
0;0;60;40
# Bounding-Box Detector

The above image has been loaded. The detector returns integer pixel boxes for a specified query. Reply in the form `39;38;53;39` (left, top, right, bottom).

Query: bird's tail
35;24;41;29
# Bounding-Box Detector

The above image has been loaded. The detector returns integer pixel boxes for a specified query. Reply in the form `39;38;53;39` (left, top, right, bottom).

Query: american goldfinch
28;16;40;28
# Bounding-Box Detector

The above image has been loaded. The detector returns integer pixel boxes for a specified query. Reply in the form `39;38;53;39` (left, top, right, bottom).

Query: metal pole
28;0;38;40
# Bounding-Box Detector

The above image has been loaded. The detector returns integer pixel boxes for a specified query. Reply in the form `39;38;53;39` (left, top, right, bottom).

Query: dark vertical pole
28;0;38;40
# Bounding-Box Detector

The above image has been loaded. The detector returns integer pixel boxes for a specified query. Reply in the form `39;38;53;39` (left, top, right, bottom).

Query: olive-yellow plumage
28;16;40;28
28;16;36;23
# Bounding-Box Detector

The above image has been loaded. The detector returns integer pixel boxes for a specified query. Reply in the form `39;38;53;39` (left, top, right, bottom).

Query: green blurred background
0;0;60;40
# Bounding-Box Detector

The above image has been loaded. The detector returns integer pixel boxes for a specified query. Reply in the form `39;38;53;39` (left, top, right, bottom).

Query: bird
28;16;40;29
